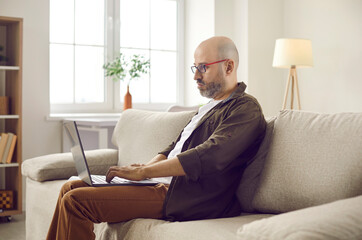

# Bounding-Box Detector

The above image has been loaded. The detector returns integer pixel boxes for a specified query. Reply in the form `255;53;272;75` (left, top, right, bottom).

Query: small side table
62;117;120;152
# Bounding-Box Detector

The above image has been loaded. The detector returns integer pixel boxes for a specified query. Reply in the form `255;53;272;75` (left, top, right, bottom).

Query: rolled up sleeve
177;148;202;181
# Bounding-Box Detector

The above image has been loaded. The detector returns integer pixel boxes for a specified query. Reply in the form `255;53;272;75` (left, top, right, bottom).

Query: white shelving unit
0;66;19;71
0;115;20;119
0;163;19;168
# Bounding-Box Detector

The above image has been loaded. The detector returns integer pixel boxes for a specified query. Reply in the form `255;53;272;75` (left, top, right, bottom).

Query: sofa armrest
22;149;118;182
237;195;362;240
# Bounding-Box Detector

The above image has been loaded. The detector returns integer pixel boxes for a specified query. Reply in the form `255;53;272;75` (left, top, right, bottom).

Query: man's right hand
105;165;146;183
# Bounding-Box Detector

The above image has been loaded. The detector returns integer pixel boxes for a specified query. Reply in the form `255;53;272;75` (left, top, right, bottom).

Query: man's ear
226;60;234;74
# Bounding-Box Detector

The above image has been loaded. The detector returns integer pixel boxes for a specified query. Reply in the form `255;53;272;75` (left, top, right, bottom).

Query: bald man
47;36;266;240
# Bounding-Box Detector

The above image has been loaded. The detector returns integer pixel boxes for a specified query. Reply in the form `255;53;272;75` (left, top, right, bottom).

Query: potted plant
0;45;8;66
103;53;150;110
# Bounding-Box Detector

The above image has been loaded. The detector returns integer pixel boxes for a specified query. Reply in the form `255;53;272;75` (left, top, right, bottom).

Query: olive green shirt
160;82;267;221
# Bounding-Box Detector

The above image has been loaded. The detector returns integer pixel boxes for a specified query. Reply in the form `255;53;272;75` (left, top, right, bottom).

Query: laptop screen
63;121;92;186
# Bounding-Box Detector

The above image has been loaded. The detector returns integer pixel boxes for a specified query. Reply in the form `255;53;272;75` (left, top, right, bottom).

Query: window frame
50;0;184;114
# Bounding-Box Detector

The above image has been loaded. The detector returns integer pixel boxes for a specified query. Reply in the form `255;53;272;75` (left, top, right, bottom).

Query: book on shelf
6;134;17;164
0;133;9;162
0;133;17;164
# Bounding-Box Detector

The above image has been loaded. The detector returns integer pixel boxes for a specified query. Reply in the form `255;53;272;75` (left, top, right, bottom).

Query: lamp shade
273;38;313;68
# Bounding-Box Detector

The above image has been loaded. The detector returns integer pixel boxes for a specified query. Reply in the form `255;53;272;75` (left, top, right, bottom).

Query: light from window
120;0;177;104
49;0;181;112
49;0;105;104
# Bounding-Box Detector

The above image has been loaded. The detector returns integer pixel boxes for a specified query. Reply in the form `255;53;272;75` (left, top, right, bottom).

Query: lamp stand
282;66;301;110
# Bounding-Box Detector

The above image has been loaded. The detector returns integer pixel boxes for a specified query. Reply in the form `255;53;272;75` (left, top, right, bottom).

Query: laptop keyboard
91;175;130;184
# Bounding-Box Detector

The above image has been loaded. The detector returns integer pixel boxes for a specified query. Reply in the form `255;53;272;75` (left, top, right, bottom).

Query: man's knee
60;189;98;223
60;190;82;215
61;180;87;195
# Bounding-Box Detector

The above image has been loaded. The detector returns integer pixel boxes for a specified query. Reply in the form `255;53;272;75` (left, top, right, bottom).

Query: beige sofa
22;109;362;240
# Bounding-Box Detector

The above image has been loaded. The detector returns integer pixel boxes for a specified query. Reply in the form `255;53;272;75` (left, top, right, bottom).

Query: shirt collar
221;82;247;103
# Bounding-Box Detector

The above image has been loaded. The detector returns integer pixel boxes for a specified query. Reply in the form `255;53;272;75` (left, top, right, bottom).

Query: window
49;0;183;113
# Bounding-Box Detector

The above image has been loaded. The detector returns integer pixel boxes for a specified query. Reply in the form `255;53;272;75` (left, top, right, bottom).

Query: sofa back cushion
236;117;276;212
112;109;195;166
252;110;362;213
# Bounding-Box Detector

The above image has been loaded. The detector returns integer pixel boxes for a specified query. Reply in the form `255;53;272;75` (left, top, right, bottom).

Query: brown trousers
46;180;168;240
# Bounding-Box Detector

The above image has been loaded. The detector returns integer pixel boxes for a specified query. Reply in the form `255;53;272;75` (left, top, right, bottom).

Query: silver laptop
64;121;160;187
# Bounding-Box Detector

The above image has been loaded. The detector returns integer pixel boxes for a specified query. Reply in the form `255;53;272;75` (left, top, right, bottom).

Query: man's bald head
197;36;239;69
193;36;239;100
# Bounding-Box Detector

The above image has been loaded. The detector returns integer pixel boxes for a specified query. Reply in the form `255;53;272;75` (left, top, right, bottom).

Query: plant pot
123;85;132;110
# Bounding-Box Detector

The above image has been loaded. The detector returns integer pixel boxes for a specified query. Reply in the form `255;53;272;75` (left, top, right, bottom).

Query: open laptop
64;121;160;187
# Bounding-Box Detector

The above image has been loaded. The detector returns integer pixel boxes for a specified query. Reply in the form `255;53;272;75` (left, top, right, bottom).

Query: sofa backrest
252;110;362;214
112;109;277;212
112;109;196;166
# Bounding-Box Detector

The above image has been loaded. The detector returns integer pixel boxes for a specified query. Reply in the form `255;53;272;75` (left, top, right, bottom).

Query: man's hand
105;165;146;183
105;157;186;183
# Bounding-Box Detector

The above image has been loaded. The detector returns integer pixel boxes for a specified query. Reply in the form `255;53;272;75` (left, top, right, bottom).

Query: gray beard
199;82;223;99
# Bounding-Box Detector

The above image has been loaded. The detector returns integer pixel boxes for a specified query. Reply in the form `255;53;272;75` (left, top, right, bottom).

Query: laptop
64;121;161;187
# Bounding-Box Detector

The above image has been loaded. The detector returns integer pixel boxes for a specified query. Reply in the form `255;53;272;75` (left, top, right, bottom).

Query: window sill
46;113;122;121
47;103;176;121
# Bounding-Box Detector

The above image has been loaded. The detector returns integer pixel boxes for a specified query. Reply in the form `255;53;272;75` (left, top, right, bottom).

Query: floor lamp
273;38;313;110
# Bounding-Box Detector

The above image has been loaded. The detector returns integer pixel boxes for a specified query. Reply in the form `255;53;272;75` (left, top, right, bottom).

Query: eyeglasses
191;59;228;74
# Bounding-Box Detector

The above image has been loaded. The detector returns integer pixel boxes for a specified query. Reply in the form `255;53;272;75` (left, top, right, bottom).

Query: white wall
233;0;248;84
283;0;362;113
215;0;248;84
183;0;285;118
247;0;285;117
215;0;234;39
185;0;362;116
0;0;62;162
184;0;249;107
184;0;215;106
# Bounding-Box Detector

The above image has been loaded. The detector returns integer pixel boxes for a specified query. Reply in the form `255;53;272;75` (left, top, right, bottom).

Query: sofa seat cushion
22;149;118;182
112;109;196;166
252;110;362;213
94;214;273;240
238;195;362;240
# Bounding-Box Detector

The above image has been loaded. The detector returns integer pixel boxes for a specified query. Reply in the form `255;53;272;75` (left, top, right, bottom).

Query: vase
123;85;132;110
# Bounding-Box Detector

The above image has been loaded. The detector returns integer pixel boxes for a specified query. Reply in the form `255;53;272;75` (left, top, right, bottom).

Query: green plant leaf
103;53;150;83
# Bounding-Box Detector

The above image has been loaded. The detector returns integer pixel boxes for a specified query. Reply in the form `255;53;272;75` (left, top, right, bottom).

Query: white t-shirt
158;99;222;184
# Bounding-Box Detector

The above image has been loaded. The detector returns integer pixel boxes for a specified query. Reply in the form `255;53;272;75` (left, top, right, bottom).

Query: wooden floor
0;212;25;240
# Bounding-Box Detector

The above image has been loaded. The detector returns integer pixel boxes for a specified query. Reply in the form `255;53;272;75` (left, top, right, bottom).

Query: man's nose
193;70;202;80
